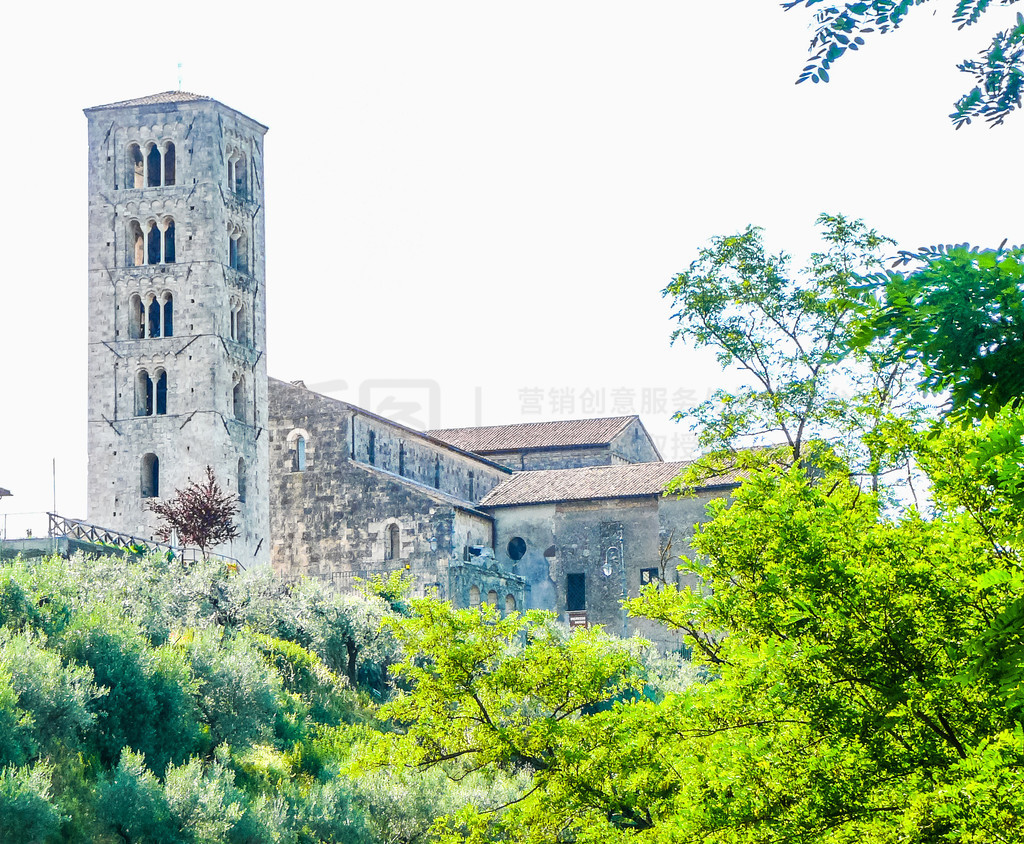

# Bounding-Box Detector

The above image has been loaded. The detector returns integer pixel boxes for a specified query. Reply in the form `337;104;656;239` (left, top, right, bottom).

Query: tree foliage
855;240;1024;419
782;0;1024;127
148;466;239;560
663;213;926;491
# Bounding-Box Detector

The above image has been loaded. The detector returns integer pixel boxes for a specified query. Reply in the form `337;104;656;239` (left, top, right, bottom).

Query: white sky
0;1;1019;534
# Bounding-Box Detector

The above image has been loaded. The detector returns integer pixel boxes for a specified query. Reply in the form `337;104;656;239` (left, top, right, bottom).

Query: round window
507;537;527;561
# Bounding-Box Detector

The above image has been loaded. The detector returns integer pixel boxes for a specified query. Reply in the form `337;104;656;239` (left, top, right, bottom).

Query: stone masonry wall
85;96;269;566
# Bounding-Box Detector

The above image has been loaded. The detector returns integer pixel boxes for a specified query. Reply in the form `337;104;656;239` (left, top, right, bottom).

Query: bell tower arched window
129;292;173;339
135;369;168;416
229;298;247;345
124;140;176;190
148;298;161;338
228;225;248;273
146;144;161;188
130;221;145;267
155;370;167;415
163;219;175;263
232;376;246;423
136;369;153;416
163;142;176;186
146;222;161;265
163;293;173;337
127;144;144;189
130;219;176;266
129;294;144;339
227;152;248;198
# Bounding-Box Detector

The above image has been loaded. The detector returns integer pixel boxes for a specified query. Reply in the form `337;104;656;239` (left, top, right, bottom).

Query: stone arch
505;594;516;613
146;143;161;187
135;369;153;416
384;521;401;562
287;427;310;472
127;142;144;188
229;296;247;345
160;290;174;337
129;220;145;266
128;293;144;338
487;589;498;607
232;374;246;423
162;217;175;263
469;585;481;608
162;141;175;186
228;223;248;273
227;149;247;196
153;368;167;415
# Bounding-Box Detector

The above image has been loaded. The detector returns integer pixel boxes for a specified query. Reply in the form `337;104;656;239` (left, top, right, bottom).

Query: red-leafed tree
148;466;239;560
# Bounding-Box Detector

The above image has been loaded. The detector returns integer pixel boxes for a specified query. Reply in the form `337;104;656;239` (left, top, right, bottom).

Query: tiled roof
427;416;637;453
478;461;742;507
86;91;214;111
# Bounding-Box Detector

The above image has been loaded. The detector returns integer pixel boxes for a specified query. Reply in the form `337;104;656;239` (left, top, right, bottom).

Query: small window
507;537;527;561
237;457;247;503
155;370;167;415
128;294;144;339
147;222;160;265
290;435;306;472
141;453;159;498
505;594;516;613
163;219;175;263
233;154;247;196
386;523;400;561
640;567;660;587
567;573;586;612
434;456;440;489
130;221;145;267
398;443;405;476
232;379;245;422
487;590;498;607
368;430;376;466
136;370;153;416
163;142;176;186
228;228;248;273
162;294;173;337
468;470;475;500
148;298;161;338
469;585;480;608
146;144;161;187
127;143;144;189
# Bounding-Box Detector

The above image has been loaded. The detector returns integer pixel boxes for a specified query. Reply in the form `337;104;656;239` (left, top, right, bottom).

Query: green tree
0;763;62;844
374;601;664;842
782;0;1024;127
854;240;1024;419
663;213;924;489
626;412;1024;841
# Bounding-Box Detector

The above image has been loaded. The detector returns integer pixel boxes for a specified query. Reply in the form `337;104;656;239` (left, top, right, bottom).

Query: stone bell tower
84;91;269;566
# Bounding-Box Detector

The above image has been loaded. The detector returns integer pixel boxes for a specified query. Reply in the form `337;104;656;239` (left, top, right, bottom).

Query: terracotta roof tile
478;461;742;507
427;417;637;453
86;91;215;110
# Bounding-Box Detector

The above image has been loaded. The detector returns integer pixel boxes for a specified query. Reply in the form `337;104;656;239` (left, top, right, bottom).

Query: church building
83;91;736;645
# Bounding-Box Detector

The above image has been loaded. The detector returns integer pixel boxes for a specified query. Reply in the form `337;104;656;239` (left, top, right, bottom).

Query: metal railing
46;513;243;569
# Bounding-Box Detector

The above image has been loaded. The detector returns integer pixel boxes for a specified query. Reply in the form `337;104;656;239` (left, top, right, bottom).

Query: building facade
267;379;526;609
84;92;270;565
80;91;734;644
